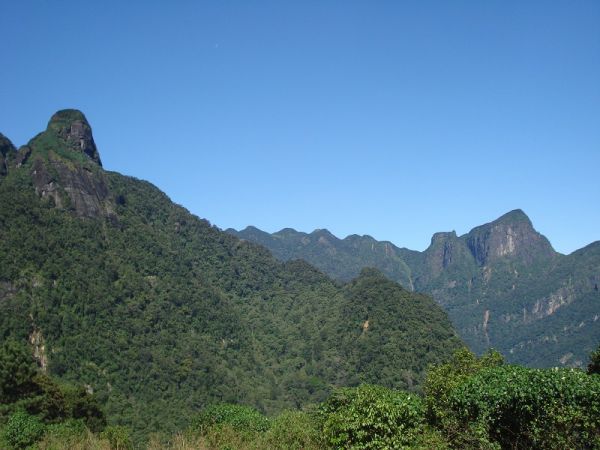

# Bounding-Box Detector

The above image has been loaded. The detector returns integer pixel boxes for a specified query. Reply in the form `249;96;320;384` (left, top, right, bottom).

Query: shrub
320;384;424;449
423;347;503;426
1;410;45;449
100;425;133;450
43;418;87;440
448;365;600;449
263;410;322;449
192;403;270;434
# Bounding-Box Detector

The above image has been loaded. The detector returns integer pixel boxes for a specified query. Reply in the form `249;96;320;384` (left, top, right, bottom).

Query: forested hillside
230;211;600;368
2;340;599;449
0;110;461;439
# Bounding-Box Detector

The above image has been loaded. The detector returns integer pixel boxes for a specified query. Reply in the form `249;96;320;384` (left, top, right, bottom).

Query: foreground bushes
320;384;424;449
448;365;600;449
186;348;600;450
191;404;270;434
2;345;599;449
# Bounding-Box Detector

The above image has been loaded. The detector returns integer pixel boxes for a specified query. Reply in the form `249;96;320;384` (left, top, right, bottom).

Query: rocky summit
4;109;113;219
47;109;102;166
0;133;16;176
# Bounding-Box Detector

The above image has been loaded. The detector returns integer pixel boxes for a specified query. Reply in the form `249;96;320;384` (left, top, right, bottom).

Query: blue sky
1;1;599;253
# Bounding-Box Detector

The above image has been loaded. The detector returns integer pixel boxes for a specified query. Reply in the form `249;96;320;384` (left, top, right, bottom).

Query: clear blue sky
2;1;599;254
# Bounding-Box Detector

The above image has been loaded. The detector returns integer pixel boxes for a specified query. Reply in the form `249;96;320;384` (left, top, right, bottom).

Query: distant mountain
229;211;600;368
0;110;461;439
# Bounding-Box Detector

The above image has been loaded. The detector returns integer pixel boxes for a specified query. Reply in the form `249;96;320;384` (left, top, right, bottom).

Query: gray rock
14;146;32;168
0;133;17;175
31;155;113;218
47;109;102;166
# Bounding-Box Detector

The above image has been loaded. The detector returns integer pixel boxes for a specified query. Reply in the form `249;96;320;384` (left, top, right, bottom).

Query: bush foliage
320;384;424;449
1;345;599;449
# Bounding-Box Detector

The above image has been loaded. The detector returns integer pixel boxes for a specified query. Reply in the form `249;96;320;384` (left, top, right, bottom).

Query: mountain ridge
229;210;600;368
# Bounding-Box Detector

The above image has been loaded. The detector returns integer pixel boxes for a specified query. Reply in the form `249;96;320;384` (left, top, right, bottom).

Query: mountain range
0;110;461;438
228;210;600;368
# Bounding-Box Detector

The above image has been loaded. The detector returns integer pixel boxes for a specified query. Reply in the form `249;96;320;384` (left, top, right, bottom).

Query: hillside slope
0;110;461;438
230;212;600;368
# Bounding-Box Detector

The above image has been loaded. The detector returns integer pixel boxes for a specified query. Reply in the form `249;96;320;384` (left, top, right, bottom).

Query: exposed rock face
425;231;462;274
31;156;112;218
0;133;16;176
31;158;63;207
6;109;115;219
465;209;555;266
530;285;576;320
47;109;102;166
14;146;32;168
29;328;48;372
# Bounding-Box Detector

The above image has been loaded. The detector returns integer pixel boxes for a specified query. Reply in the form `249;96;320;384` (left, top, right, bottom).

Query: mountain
229;211;600;368
230;226;415;289
0;110;461;439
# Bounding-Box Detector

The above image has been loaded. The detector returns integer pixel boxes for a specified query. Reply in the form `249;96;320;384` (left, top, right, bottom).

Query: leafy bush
320;384;424;449
43;418;87;440
100;425;133;450
1;410;45;449
263;410;322;449
448;365;600;449
36;419;91;449
423;347;504;425
192;403;270;434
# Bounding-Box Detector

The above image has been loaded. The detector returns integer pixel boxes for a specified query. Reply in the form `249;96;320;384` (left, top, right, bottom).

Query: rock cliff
3;110;114;219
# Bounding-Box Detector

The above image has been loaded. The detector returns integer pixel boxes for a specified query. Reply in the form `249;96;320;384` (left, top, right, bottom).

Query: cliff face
465;209;556;266
46;109;102;166
0;133;16;176
3;109;114;219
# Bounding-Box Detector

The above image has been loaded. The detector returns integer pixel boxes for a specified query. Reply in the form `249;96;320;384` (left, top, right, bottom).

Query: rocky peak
424;230;469;274
47;109;102;166
430;231;458;246
465;209;555;266
15;109;115;219
0;133;16;155
275;227;302;236
0;133;16;176
311;229;339;246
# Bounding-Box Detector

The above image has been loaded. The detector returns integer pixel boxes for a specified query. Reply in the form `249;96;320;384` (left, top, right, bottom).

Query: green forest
1;340;599;449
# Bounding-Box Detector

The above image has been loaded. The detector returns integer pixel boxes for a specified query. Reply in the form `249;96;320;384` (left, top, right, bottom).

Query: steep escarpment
0;133;16;176
464;209;556;266
2;109;113;218
46;109;102;165
0;110;461;439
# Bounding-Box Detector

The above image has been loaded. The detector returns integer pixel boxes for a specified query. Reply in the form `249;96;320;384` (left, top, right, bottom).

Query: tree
588;344;600;375
0;339;106;432
0;339;39;407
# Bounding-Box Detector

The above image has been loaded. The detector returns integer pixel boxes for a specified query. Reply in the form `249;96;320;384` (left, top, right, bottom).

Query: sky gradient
2;1;599;254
